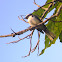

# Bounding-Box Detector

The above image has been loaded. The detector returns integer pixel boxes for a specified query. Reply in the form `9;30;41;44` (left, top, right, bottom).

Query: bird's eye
32;15;33;17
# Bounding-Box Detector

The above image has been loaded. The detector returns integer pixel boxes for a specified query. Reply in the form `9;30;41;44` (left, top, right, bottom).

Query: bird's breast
28;16;40;26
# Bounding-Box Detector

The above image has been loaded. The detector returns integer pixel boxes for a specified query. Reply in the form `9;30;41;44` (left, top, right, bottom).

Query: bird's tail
43;28;56;41
37;25;56;41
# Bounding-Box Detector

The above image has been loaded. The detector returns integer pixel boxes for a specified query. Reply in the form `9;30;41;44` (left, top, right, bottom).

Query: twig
45;18;62;22
31;31;40;53
18;15;28;23
0;26;32;37
10;28;17;35
33;0;55;21
6;30;34;44
38;31;40;55
34;0;47;10
57;0;62;2
22;30;34;57
40;2;53;20
34;0;55;12
22;51;30;58
52;21;62;22
31;38;39;53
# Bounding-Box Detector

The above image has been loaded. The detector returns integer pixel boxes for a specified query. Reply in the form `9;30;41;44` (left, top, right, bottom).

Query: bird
24;14;56;41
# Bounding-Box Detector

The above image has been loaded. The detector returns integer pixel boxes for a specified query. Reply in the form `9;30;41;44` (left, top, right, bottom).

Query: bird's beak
24;17;27;19
24;17;26;19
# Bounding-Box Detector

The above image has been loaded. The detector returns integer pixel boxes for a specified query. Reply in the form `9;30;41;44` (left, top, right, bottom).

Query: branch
18;15;28;23
31;31;40;55
0;4;62;38
0;26;33;37
34;0;56;21
40;0;62;20
22;30;34;57
45;18;62;22
40;1;54;20
6;30;34;44
34;0;47;10
22;31;40;57
34;0;55;11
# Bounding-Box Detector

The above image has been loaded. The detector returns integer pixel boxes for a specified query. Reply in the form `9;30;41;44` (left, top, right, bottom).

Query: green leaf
59;31;62;43
32;8;45;19
46;0;52;3
39;48;46;55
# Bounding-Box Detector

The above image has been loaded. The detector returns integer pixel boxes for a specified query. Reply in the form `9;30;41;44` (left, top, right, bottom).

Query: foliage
32;0;62;55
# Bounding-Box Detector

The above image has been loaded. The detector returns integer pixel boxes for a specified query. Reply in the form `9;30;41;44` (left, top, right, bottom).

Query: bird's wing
34;15;42;22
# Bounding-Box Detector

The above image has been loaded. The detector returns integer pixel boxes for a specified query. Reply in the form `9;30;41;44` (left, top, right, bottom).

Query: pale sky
0;0;62;62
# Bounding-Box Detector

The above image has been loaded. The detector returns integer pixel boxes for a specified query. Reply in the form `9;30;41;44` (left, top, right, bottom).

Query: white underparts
28;16;40;26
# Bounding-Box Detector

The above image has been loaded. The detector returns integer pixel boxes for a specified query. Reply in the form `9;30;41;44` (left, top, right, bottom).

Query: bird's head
24;14;32;19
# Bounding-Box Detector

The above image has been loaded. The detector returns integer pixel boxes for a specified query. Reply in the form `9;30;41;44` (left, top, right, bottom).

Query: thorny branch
0;0;62;57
